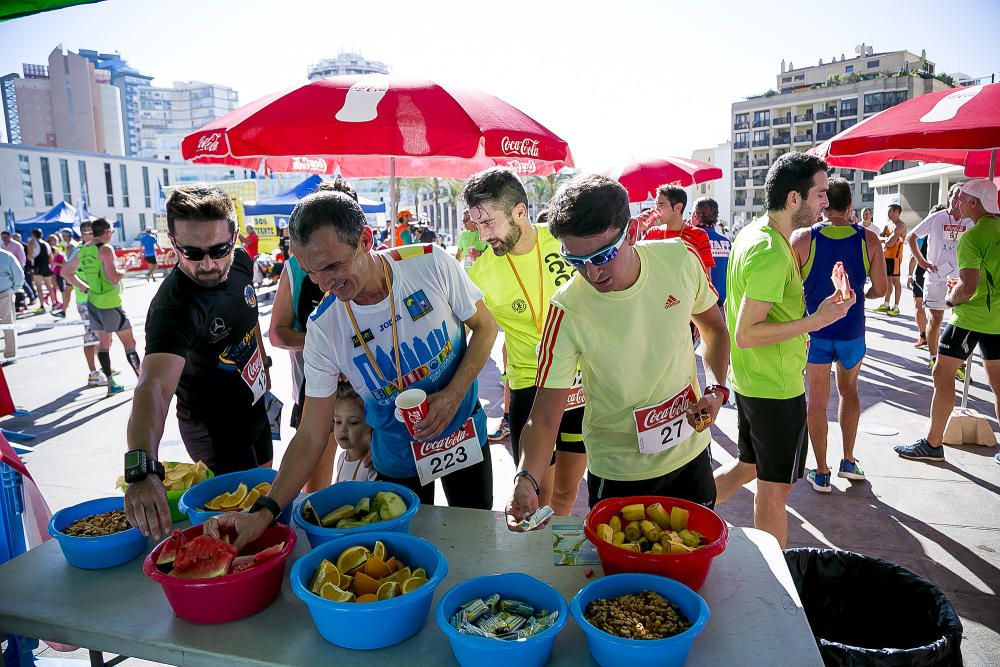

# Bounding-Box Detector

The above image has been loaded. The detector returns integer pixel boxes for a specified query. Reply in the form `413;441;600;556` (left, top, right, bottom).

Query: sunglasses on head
171;233;236;261
559;222;632;270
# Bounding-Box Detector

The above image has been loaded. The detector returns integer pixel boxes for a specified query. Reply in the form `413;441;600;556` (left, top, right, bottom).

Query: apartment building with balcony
730;45;954;225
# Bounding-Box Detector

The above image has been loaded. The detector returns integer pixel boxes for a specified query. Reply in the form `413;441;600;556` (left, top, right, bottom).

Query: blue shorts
807;336;866;369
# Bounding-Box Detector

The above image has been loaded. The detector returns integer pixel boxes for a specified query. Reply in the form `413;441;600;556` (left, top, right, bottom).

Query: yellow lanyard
344;255;404;393
768;217;800;276
505;237;545;334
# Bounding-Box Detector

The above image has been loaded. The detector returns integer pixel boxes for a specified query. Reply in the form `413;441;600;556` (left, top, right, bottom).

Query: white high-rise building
137;81;239;161
307;52;389;81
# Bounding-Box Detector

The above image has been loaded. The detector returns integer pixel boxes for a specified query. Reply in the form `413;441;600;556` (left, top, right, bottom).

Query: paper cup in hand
395;389;428;437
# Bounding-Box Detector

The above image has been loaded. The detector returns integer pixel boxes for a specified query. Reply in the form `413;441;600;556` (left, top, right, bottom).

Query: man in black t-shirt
124;185;273;539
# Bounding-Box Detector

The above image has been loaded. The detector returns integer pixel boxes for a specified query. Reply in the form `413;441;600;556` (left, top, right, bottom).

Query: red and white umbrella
602;157;723;203
811;83;1000;178
182;75;573;230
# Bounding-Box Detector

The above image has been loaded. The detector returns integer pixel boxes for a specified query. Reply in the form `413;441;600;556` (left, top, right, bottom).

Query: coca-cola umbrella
810;83;1000;179
601;157;724;203
181;75;574;233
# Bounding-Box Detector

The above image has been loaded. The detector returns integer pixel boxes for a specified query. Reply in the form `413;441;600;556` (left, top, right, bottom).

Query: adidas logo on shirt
664;295;681;309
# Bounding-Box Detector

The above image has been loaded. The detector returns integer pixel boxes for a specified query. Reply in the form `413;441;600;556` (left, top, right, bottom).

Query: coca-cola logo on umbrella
501;136;540;157
291;157;329;172
196;132;224;154
503;158;538;174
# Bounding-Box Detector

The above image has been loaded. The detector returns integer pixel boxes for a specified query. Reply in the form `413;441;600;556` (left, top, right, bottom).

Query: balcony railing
771;114;791;126
735;197;747;206
733;160;749;169
752;177;767;186
734;141;749;150
839;106;858;117
752;119;770;128
752;197;765;206
773;133;791;145
733;121;749;130
752;139;770;147
793;133;813;143
816;131;837;141
816;109;838;120
734;178;748;187
864;104;895;114
793;112;813;123
752;158;770;167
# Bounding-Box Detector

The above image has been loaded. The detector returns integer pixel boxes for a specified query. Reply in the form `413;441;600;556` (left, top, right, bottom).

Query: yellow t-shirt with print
535;240;718;481
469;224;575;390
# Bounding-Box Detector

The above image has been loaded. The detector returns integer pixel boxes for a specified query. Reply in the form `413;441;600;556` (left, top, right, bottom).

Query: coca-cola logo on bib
500;136;540;157
291;156;328;172
196;132;222;153
417;420;476;457
637;390;694;430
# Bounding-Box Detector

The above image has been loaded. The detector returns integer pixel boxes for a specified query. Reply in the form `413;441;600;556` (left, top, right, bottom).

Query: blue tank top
802;223;869;341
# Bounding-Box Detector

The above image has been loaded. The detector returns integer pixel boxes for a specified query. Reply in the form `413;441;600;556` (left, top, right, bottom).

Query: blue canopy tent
244;175;386;216
13;201;81;237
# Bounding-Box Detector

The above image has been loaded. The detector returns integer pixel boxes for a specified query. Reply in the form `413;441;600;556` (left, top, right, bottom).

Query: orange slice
352;572;381;596
238;488;261;511
410;567;427;579
385;555;399;573
252;482;271;496
335;545;369;575
203;492;229;511
376;581;399;601
380;567;412;586
401;577;428;594
356;593;377;603
364;556;391;579
319;583;355;602
219;483;248;510
309;559;340;594
373;540;386;561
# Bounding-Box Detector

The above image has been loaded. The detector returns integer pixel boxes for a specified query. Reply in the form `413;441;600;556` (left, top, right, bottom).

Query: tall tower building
307;52;389;81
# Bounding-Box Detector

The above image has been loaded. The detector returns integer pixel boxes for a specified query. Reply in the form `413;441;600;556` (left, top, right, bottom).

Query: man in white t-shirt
907;184;973;365
205;191;500;549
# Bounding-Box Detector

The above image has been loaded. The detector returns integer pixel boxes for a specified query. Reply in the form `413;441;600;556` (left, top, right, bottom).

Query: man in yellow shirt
505;174;730;527
465;167;585;515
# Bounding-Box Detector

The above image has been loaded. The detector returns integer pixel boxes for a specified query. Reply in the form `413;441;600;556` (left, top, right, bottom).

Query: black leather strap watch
703;384;731;404
249;496;282;526
124;450;165;484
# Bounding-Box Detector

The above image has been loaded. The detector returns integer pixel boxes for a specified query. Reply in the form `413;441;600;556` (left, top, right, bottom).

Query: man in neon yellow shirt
464;167;584;515
714;152;854;547
505;174;731;527
896;178;1000;463
455;210;488;271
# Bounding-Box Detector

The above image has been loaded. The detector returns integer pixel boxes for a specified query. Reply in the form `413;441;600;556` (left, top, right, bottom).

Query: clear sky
1;0;997;171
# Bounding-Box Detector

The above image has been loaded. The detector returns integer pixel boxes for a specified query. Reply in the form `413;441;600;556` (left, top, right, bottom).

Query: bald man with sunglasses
124;185;273;539
505;175;730;530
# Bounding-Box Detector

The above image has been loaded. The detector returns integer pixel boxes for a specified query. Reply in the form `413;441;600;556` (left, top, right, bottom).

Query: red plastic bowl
583;496;728;591
143;523;296;624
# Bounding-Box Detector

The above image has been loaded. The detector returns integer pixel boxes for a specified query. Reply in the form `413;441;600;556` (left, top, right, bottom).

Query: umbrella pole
389;157;397;247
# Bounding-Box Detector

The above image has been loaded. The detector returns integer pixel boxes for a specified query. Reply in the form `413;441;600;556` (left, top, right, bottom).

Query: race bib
241;344;267;405
411;418;483;486
633;384;697;455
565;369;586;411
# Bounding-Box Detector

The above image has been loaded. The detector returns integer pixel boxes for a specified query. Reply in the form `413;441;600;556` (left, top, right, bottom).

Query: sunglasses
170;233;237;261
559;222;632;270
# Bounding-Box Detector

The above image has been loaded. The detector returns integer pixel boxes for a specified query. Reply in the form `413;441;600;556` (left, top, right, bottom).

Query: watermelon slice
169;535;238;579
831;261;851;299
227;542;286;575
156;530;187;572
252;542;285;564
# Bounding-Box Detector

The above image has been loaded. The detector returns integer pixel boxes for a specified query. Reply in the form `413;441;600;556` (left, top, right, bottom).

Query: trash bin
784;548;963;667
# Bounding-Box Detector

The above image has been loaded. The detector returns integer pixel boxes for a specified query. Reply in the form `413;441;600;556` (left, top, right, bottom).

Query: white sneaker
87;370;104;386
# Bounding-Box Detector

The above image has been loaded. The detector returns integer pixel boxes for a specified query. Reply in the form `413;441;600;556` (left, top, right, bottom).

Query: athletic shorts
76;302;98;346
178;406;273;476
376;442;493;510
913;266;926;298
587;447;716;509
33;260;52;277
144;255;157;267
735;392;808;484
923;278;950;311
55;274;66;292
885;257;900;277
509;385;586;467
86;303;131;333
807;336;866;369
938;324;1000;362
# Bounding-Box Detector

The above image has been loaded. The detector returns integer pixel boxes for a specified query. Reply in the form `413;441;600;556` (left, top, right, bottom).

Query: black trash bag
784;548;963;667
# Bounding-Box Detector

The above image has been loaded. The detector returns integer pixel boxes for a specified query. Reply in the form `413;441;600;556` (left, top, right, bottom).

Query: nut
62;510;131;537
584;591;691;640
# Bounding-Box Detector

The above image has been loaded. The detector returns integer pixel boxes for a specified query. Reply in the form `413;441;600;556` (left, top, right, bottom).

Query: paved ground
3;274;998;665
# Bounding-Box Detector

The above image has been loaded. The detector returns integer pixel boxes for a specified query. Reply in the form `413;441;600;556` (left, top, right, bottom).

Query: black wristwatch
514;470;541;496
124;450;165;484
249;496;282;526
704;384;731;404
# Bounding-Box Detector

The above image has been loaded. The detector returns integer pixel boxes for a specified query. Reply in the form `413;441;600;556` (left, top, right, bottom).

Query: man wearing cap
895;179;1000;462
394;209;415;247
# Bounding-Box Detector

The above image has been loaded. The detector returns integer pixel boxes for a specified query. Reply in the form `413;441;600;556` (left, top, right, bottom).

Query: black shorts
376;442;493;510
177;404;273;476
144;255;157;266
509;385;586;467
938;324;1000;361
885;257;900;277
33;260;52;277
913;266;926;298
735;392;808;484
86;303;131;333
55;274;66;292
587;447;715;509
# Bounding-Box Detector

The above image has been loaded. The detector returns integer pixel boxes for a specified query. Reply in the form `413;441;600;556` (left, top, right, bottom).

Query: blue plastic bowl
177;468;291;526
570;573;710;667
48;496;148;570
290;531;447;650
292;481;420;549
435;573;569;667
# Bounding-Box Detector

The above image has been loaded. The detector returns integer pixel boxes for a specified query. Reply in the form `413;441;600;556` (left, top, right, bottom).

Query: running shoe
994;453;1000;465
488;415;510;442
52;309;66;319
874;303;890;313
956;364;966;381
87;370;103;386
913;336;927;349
887;306;900;316
894;439;944;462
838;458;866;480
807;469;832;493
106;380;125;397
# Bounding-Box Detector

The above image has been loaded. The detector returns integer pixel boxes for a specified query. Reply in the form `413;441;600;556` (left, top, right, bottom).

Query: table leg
88;650;129;667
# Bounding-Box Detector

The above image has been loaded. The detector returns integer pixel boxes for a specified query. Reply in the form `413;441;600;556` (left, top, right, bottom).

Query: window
60;158;72;204
78;161;89;202
880;160;906;174
782;76;792;83
103;163;114;206
115;213;125;242
841;118;857;131
18;155;33;207
866;59;879;69
142;166;151;207
120;164;130;207
864;90;906;113
752;110;770;126
876;184;900;195
845;65;854;74
840;98;857;116
817;121;837;139
40;157;53;206
139;212;146;229
794;74;804;81
162;168;169;187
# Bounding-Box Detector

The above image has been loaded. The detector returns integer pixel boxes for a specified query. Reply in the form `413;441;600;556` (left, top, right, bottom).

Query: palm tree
524;173;570;218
